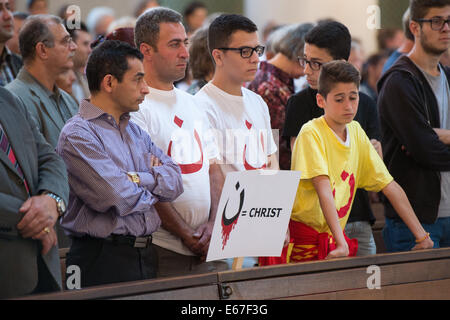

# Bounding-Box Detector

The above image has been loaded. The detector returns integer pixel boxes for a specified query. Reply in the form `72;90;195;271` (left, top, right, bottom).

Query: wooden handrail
18;247;450;300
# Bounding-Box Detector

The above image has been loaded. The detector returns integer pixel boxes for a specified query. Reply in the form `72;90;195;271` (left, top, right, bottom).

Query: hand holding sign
206;170;301;262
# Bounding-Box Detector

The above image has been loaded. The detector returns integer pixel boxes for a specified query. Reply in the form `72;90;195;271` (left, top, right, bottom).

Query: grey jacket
0;86;69;299
6;68;79;148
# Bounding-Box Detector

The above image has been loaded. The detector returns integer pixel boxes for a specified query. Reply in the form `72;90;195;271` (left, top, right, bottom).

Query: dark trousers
66;236;158;289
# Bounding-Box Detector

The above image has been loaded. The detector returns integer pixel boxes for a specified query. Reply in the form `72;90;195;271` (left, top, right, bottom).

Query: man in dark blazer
0;86;69;299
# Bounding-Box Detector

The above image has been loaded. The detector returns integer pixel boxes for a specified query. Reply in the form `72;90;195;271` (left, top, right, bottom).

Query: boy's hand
326;243;349;260
411;237;434;251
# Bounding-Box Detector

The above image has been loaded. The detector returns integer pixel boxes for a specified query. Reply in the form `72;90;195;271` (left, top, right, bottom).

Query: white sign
206;170;301;262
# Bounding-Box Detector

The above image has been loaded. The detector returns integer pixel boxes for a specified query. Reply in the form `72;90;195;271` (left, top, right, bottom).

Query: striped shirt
56;99;183;238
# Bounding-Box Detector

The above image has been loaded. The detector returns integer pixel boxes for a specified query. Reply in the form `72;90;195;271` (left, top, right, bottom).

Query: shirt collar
0;46;14;63
19;67;61;100
79;99;131;125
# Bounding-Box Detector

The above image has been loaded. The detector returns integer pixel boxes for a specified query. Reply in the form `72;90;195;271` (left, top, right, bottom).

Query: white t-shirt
131;86;219;255
195;82;278;176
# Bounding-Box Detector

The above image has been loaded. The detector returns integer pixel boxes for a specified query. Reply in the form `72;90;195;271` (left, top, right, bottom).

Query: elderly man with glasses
6;15;79;248
247;23;314;171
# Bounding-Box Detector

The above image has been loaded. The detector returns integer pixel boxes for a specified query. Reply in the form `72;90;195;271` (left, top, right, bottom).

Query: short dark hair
377;28;401;51
13;12;29;21
305;21;351;61
19;14;63;64
207;14;258;55
410;0;450;21
183;1;207;18
318;61;360;98
27;0;47;10
134;7;182;50
86;40;143;93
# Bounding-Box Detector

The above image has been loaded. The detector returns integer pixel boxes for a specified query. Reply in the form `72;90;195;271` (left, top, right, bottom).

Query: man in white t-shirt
131;7;228;277
195;14;279;174
195;14;280;267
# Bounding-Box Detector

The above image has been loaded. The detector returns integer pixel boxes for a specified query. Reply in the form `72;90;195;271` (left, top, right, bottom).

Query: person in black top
283;21;382;256
377;0;450;252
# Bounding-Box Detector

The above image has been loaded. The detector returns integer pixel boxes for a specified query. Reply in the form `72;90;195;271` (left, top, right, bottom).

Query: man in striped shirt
56;40;183;288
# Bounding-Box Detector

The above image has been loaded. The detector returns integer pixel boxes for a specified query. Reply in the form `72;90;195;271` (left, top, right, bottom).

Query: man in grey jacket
0;86;69;299
6;14;78;148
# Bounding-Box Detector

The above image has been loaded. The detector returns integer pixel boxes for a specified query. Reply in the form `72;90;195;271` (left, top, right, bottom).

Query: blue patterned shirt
56;99;183;238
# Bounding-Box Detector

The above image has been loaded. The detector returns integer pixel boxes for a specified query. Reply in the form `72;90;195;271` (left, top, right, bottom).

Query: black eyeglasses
298;57;323;71
415;17;450;31
218;45;265;58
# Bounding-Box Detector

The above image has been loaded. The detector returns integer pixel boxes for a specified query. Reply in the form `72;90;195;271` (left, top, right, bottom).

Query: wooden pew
19;272;220;300
218;248;450;300
21;248;450;300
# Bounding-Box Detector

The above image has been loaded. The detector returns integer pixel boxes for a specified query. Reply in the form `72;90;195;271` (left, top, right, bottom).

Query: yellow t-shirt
291;116;393;234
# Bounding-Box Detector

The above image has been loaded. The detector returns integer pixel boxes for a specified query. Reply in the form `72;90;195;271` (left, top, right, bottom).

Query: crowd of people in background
0;0;449;299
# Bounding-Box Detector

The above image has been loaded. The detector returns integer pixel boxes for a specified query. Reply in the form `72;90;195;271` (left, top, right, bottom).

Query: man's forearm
382;181;428;241
208;163;224;222
154;202;195;242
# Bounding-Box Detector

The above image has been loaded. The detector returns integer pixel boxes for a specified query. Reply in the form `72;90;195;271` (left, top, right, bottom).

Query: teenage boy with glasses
195;14;281;268
378;0;450;252
195;13;279;174
282;21;382;257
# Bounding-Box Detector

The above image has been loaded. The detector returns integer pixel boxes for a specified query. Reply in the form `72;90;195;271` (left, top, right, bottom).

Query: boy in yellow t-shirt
288;61;433;262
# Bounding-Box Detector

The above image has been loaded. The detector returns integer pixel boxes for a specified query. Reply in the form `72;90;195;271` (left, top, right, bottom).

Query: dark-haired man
196;14;279;174
378;0;450;252
0;0;22;86
132;7;228;277
6;11;29;56
66;21;91;103
282;21;382;256
56;40;183;288
131;7;227;278
195;14;279;268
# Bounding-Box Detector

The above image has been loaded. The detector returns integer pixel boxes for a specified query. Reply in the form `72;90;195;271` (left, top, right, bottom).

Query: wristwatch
127;172;140;184
43;191;66;217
